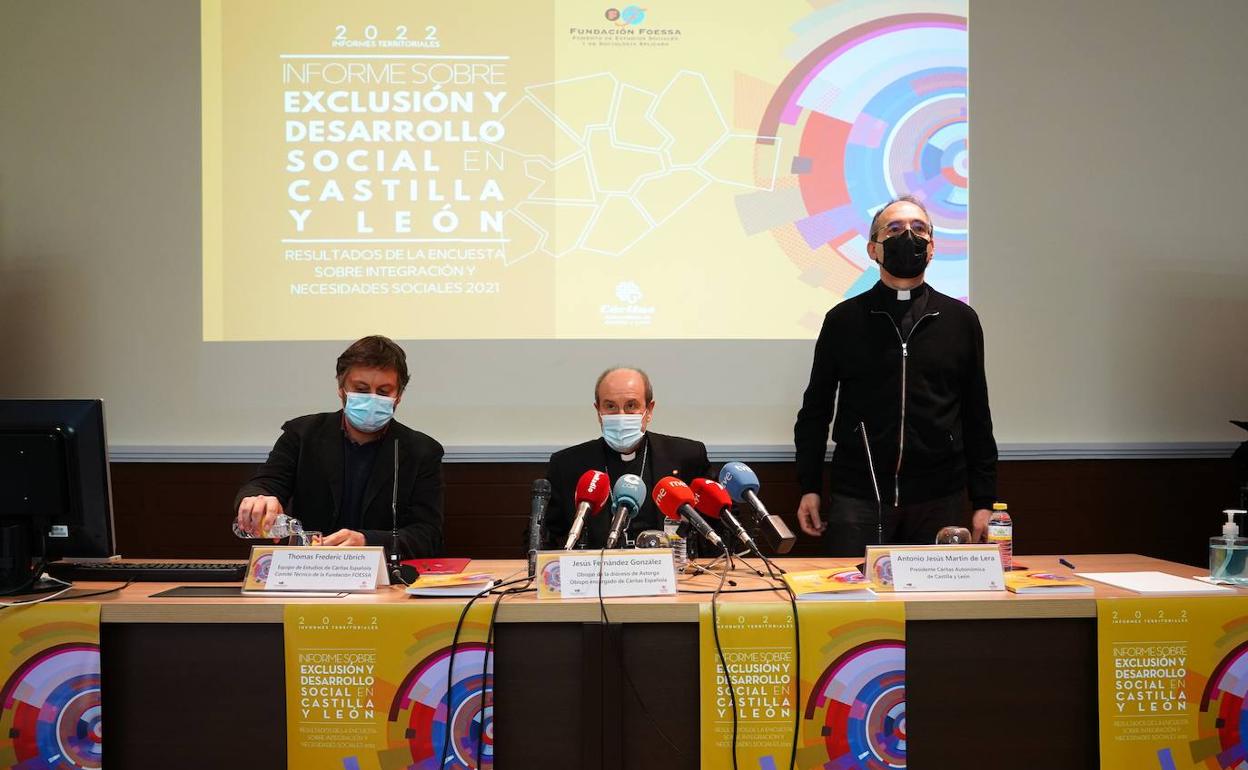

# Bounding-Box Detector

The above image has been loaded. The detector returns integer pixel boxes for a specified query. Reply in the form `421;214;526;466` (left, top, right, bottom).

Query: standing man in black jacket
543;367;710;550
233;335;444;558
794;196;997;556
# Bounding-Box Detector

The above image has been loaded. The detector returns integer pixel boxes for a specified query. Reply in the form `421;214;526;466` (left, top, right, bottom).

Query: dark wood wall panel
109;458;1236;566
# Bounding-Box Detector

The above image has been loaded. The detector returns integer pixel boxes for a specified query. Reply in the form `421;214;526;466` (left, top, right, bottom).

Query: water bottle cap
992;502;1008;511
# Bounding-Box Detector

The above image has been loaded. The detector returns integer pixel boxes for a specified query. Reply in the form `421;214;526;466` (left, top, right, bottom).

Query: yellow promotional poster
699;600;906;769
1098;596;1248;769
1005;569;1093;594
0;604;101;770
202;0;970;340
782;566;877;600
285;602;495;770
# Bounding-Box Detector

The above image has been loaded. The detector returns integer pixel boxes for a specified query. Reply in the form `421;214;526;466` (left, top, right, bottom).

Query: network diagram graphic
490;70;782;265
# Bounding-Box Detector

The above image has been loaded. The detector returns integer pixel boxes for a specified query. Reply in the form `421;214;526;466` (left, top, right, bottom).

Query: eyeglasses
598;404;648;415
875;218;932;240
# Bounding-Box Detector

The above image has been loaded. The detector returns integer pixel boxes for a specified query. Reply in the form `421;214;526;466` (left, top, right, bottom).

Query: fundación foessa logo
601;281;655;327
605;6;647;26
570;5;677;46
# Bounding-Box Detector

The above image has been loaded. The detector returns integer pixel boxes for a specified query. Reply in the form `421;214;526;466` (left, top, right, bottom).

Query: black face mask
878;230;929;279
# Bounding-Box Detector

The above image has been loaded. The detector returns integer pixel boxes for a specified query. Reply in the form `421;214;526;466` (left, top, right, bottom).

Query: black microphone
389;441;418;585
528;479;552;577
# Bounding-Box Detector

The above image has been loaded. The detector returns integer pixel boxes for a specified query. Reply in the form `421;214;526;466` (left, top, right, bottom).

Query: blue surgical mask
601;413;645;453
344;392;395;433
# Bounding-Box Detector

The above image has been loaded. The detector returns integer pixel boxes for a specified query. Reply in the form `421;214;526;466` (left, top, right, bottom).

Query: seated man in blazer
543;367;710;550
233;335;444;558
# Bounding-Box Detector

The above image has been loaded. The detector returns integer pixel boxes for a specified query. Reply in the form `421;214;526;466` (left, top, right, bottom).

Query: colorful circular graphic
806;640;906;769
252;552;272;583
831;569;869;584
1196;640;1248;767
875;556;894;586
0;643;102;770
541;560;562;592
754;10;969;300
390;642;493;770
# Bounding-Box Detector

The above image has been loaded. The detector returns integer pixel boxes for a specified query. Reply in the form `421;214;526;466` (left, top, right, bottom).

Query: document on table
1077;571;1234;594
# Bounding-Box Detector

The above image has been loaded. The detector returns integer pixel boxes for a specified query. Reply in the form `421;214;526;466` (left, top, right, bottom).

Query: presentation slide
202;0;968;341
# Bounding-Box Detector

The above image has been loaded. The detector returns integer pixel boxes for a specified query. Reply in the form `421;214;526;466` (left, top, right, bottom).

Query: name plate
243;546;389;593
534;549;676;600
864;544;1004;592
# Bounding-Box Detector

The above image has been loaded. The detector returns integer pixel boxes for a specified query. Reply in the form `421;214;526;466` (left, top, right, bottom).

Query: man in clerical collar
542;367;710;550
233;335;445;558
793;195;999;556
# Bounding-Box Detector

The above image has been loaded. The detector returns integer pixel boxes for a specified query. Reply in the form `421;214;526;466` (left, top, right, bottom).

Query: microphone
389;441;418;584
527;479;552;577
605;474;646;549
564;470;610;550
718;462;795;554
690;478;759;554
653;476;726;552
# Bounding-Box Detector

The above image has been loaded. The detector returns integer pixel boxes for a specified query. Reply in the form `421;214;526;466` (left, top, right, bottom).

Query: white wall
1;0;1244;460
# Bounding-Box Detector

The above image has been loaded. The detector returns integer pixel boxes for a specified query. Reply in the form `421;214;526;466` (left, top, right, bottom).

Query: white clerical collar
897;288;911;300
620;451;636;461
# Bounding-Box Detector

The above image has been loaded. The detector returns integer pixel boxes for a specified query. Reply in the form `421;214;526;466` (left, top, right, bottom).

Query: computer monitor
0;399;117;569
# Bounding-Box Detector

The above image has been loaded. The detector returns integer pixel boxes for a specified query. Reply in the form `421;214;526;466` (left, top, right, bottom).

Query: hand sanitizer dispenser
1210;509;1248;584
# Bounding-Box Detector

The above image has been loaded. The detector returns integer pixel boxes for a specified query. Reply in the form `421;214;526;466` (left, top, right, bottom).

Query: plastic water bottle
662;519;688;573
987;502;1013;572
233;513;306;542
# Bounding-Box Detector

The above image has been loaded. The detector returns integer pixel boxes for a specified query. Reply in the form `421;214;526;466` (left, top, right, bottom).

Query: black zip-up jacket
234;411;445;558
794;281;998;510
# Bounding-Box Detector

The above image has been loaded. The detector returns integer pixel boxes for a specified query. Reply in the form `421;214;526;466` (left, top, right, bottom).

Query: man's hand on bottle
971;508;991;542
323;529;365;547
796;493;827;537
237;495;284;538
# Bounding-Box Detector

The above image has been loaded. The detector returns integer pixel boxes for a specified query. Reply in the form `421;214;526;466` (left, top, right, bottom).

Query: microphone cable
682;557;801;770
747;557;801;770
720;546;801;770
439;572;533;770
471;577;535;769
0;531;61;598
708;543;740;770
594;545;687;758
774;568;801;770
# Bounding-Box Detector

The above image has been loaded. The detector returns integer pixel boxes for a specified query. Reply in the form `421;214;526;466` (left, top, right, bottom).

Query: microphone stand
858;421;884;545
721;511;775;578
746;549;780;581
389;440;404;584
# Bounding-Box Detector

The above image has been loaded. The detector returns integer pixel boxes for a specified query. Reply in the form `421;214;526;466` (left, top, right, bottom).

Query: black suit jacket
234;411;444;558
542;432;710;550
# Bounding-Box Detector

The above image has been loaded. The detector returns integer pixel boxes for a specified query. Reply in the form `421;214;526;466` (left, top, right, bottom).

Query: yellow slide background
203;0;848;340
